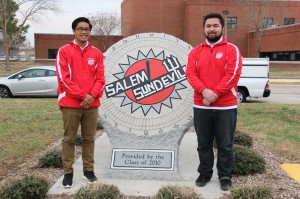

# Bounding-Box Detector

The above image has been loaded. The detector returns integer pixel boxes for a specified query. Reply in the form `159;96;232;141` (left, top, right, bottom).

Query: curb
270;79;300;85
270;81;300;85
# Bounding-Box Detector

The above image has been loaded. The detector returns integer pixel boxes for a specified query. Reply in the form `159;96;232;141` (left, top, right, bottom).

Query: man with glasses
56;17;105;188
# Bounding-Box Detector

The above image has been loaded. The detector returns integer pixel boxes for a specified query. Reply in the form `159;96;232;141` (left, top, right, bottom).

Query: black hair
71;17;92;30
203;13;224;28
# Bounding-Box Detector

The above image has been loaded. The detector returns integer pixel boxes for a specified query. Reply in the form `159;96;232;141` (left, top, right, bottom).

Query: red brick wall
34;34;123;62
121;0;185;40
122;0;300;58
249;24;300;57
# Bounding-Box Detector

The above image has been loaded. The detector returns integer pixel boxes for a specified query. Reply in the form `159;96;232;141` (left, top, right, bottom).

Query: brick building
35;0;300;64
34;34;123;63
121;0;300;61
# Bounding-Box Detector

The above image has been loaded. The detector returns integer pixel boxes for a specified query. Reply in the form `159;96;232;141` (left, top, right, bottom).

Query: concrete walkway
47;132;228;199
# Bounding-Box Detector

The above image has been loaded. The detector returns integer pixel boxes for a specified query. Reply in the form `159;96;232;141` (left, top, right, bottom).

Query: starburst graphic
105;49;187;116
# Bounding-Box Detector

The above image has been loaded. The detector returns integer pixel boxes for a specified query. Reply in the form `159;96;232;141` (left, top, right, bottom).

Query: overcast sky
25;0;122;47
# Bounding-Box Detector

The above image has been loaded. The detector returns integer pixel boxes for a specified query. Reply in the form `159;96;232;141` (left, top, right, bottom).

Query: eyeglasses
75;27;91;32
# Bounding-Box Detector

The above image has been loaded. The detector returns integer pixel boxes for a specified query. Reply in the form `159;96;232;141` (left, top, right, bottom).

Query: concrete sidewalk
47;132;227;199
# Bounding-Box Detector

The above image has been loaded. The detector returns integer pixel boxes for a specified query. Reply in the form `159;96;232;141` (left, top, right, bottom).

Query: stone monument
99;33;194;180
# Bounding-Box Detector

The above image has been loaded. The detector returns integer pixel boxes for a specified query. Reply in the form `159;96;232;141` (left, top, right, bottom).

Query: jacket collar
71;40;90;51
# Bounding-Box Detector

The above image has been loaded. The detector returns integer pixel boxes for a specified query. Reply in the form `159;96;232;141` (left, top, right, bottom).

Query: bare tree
89;11;121;52
233;0;286;57
0;0;61;70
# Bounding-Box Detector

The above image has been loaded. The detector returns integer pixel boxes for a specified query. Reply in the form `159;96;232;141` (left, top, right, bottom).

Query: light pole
222;10;229;39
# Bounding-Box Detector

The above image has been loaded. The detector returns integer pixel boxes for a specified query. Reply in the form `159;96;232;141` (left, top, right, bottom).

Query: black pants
193;107;237;179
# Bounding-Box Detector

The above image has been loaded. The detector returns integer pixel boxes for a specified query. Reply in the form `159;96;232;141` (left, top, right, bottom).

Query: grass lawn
0;62;299;178
0;98;62;177
237;103;300;161
269;66;300;79
0;98;300;178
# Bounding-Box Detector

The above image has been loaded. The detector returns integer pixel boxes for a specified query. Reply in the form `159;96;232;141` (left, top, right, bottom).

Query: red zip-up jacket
56;40;105;108
186;37;242;108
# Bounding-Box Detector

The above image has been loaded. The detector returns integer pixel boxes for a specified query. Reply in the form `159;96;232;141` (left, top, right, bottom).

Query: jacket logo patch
216;52;223;59
87;58;95;65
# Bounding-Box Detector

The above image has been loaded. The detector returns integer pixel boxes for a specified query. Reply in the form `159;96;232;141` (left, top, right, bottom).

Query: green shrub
156;185;202;199
75;134;83;146
74;183;123;199
233;145;266;175
96;121;103;130
38;150;62;168
0;175;48;199
230;185;272;199
234;131;253;148
214;131;253;148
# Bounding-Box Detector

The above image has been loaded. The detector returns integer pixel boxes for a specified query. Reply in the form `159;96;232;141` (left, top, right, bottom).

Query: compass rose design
100;33;193;136
104;49;187;116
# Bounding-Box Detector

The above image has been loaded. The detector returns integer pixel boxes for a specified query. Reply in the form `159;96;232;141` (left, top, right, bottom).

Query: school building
35;0;300;67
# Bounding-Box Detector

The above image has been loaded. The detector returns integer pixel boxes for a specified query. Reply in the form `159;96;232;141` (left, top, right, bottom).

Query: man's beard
206;32;222;43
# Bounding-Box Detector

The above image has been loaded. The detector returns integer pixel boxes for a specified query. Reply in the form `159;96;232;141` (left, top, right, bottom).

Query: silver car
0;66;58;98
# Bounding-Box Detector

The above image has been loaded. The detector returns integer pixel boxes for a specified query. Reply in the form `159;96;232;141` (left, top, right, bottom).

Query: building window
48;49;58;59
261;51;300;61
227;17;237;29
296;52;300;60
263;18;273;28
284;18;295;25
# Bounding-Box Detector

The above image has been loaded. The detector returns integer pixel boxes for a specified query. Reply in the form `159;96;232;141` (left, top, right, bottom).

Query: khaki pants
61;107;98;174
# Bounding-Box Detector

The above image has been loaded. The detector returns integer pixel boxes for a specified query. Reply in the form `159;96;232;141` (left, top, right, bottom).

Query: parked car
9;56;18;62
20;57;28;62
237;57;271;103
0;66;58;98
0;56;6;61
30;56;35;61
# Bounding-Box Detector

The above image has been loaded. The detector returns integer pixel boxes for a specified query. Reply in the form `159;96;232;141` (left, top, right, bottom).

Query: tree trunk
256;31;263;58
5;41;11;71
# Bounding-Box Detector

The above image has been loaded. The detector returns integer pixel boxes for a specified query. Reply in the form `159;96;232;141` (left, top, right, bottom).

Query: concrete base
47;132;227;199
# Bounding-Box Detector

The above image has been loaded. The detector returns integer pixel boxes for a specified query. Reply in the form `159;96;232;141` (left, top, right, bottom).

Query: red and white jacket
186;37;242;109
56;40;105;108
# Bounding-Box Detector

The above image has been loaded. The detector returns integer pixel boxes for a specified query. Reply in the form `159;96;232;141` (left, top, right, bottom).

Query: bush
74;183;123;199
214;131;253;148
38;150;63;168
234;131;253;148
75;134;83;146
156;185;202;199
0;175;48;199
233;145;266;175
230;185;272;199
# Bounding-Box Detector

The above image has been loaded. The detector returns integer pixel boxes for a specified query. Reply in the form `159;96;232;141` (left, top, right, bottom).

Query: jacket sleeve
185;48;206;94
213;44;242;97
56;47;86;100
89;53;105;99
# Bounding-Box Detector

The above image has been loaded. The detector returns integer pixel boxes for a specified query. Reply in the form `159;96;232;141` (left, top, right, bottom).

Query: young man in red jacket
56;17;105;188
186;12;242;191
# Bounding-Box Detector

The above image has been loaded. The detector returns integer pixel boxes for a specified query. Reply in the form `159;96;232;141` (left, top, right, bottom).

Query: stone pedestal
102;120;192;180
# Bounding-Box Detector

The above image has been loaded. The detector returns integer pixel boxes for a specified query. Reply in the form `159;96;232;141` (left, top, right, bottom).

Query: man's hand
202;88;218;106
203;98;211;106
80;94;95;108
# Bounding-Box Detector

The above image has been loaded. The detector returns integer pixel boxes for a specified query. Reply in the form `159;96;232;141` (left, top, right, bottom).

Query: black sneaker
62;173;73;188
195;174;212;187
220;178;232;191
83;171;98;183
